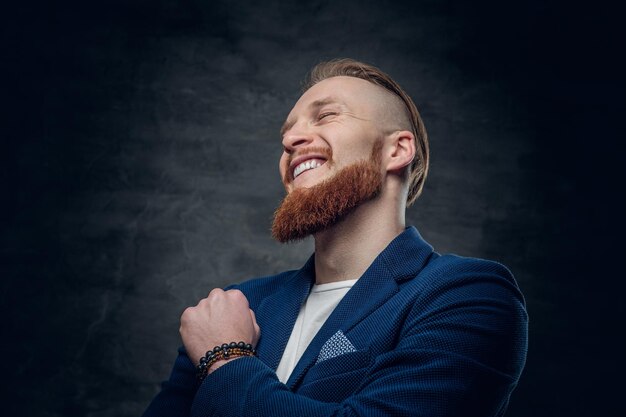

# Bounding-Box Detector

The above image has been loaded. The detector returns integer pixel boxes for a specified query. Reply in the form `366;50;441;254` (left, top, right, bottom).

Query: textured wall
2;1;623;416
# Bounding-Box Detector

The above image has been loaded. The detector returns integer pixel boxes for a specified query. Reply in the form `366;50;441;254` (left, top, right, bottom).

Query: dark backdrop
2;1;623;416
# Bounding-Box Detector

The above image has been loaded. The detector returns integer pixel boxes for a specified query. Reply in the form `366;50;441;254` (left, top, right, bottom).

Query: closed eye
318;112;337;121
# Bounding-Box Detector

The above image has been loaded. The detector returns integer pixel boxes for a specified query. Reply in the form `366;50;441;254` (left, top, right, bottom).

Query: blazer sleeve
188;259;528;417
141;346;199;417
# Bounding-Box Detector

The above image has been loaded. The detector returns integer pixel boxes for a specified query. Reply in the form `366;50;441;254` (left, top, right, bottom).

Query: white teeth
293;159;324;179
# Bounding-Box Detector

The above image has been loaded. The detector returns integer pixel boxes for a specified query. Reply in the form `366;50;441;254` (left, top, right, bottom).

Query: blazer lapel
254;256;315;371
285;226;435;389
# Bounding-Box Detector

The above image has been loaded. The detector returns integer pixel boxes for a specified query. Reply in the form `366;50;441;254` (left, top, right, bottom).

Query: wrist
207;357;240;374
196;341;256;381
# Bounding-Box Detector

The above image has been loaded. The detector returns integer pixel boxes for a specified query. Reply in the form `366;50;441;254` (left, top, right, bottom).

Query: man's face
279;76;387;192
271;77;388;242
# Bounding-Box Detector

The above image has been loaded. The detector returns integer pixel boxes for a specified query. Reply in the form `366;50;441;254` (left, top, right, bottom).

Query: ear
384;130;415;174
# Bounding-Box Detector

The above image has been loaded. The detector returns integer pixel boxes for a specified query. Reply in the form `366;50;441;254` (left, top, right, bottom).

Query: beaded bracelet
196;341;256;381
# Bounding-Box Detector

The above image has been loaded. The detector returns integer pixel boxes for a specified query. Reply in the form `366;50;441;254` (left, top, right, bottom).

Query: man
143;59;528;417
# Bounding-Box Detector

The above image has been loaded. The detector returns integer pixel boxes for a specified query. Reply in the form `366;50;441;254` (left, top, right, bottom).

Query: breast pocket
298;350;373;402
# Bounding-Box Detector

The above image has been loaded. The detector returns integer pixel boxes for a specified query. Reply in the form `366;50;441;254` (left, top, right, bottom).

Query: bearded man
143;59;528;417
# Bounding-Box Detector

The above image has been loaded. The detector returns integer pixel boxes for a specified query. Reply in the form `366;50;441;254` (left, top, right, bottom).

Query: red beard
272;143;383;243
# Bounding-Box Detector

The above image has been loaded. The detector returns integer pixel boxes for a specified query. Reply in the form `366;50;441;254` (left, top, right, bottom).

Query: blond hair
302;58;429;206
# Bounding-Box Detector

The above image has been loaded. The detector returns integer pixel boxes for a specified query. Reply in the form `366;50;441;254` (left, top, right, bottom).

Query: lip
289;154;328;179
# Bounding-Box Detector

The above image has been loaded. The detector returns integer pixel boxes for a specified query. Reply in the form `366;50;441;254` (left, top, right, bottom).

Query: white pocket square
316;330;357;364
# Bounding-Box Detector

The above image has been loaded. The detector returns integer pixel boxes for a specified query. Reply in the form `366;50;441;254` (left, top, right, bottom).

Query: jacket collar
285;226;434;388
254;256;315;371
254;226;435;387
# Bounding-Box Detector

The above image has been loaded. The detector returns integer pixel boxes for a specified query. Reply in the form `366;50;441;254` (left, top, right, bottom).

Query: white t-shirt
275;279;358;383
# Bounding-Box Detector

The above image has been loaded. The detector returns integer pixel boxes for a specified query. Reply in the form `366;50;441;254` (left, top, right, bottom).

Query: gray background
1;0;623;416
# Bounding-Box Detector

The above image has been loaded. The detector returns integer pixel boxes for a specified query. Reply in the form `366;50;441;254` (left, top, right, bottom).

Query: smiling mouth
293;158;326;179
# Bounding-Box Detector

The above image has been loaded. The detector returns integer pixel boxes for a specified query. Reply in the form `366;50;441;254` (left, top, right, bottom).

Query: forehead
289;76;383;116
281;77;386;136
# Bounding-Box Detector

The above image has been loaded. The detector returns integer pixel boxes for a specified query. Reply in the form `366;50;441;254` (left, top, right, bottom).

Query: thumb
249;309;261;343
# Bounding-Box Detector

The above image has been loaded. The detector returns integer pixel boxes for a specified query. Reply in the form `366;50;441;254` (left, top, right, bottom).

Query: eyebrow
280;97;343;136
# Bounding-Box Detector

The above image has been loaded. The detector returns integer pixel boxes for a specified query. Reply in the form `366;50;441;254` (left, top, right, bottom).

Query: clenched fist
180;288;260;372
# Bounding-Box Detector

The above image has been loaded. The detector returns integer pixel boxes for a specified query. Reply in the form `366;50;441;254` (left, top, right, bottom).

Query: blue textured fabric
142;226;528;417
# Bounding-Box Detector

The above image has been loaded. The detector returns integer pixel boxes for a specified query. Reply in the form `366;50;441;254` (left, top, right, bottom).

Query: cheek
279;154;289;178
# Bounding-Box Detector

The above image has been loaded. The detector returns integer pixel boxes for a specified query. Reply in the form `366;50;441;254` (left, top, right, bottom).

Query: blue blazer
143;227;528;417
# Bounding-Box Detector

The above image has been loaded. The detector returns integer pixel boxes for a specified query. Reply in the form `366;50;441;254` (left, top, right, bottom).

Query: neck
313;194;405;284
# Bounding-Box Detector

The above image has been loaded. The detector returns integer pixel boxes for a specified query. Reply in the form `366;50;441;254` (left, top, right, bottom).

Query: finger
250;310;261;339
208;287;224;298
180;306;194;322
226;289;250;307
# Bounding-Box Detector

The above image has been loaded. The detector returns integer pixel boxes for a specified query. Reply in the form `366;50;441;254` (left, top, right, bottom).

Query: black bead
245;344;252;351
237;341;245;348
221;343;229;349
213;346;221;352
229;342;237;348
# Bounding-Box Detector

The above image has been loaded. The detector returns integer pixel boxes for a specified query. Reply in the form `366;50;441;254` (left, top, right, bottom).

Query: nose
282;123;314;154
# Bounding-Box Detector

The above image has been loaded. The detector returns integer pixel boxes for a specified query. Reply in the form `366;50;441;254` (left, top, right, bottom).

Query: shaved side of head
302;59;429;206
365;84;414;135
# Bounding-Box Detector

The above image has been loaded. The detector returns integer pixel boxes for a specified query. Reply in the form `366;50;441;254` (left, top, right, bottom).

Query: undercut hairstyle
302;58;429;206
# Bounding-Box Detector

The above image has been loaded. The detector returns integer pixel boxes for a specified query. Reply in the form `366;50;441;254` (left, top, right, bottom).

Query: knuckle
228;289;248;304
181;306;194;320
209;287;223;297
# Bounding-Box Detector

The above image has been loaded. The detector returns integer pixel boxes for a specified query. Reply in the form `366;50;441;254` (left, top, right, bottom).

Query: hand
180;288;261;370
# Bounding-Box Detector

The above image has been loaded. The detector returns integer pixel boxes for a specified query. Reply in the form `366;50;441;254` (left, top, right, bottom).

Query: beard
271;142;383;243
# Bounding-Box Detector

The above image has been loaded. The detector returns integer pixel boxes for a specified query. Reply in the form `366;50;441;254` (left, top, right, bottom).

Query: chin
272;158;382;243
